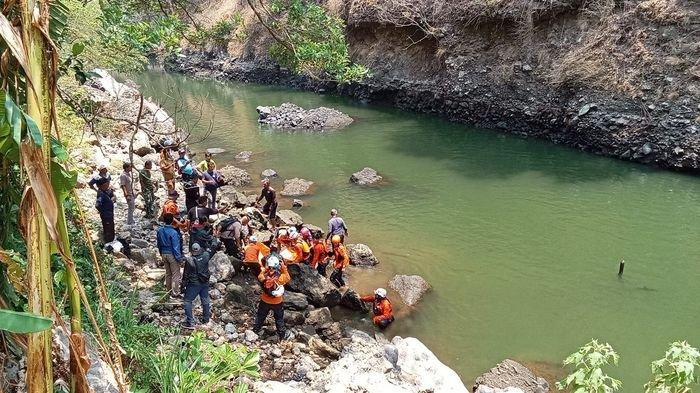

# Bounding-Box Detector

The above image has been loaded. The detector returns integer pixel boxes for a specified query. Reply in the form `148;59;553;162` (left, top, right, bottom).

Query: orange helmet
331;235;341;244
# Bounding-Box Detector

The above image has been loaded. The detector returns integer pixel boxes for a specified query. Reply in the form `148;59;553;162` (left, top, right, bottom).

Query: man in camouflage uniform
139;160;157;219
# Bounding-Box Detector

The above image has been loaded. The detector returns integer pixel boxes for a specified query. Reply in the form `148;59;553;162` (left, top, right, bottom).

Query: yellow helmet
331;235;341;244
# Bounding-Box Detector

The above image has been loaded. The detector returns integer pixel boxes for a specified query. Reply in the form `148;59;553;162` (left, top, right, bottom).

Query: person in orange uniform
242;235;270;276
360;288;395;329
329;235;349;287
253;255;291;340
310;232;329;276
161;190;188;255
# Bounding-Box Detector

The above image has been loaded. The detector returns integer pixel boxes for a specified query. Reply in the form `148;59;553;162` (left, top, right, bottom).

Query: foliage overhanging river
132;69;700;390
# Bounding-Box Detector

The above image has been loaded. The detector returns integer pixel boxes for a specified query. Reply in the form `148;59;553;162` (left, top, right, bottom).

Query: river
133;69;700;390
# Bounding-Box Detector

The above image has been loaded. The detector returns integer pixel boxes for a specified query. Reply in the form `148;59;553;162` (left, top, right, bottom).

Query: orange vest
333;244;349;269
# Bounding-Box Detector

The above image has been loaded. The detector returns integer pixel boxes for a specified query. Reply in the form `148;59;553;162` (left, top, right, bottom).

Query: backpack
218;216;239;233
192;252;211;283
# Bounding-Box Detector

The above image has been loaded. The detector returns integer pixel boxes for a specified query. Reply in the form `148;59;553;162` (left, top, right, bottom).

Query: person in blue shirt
95;177;115;243
157;213;184;298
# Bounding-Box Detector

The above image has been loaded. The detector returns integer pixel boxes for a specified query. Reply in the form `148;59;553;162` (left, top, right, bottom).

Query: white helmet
288;227;299;239
249;235;258;243
277;229;288;237
267;255;280;268
374;288;387;298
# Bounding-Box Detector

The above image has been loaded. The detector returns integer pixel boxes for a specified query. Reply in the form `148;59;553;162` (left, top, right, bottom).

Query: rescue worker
181;242;211;329
138;160;157;219
242;235;270;276
254;178;278;226
299;227;313;262
253;255;292;340
360;288;395;329
329;235;349;287
310;232;329;276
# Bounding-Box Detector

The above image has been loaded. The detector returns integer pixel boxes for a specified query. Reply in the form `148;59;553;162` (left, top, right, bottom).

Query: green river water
133;69;700;390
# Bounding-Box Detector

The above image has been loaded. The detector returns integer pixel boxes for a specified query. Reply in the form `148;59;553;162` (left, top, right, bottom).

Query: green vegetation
645;341;700;393
187;13;247;49
557;340;622;393
248;0;369;82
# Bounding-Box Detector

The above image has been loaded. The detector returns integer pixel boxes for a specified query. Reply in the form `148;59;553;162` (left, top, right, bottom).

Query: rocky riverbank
167;0;699;172
68;71;490;392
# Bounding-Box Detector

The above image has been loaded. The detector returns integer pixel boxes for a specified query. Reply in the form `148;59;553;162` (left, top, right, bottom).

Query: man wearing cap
138;160;157;219
325;208;348;243
157;213;184;298
89;163;112;192
254;178;278;226
95;177;116;243
181;242;211;329
253;254;291;340
119;162;136;226
177;148;201;212
360;288;395;329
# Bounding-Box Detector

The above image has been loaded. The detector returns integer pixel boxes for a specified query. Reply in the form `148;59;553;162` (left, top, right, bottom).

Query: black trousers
222;238;239;257
376;316;395;330
184;187;200;212
330;268;345;287
253;300;286;338
101;214;115;243
317;263;328;277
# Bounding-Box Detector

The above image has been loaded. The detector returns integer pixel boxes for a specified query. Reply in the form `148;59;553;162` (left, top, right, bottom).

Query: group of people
91;144;394;337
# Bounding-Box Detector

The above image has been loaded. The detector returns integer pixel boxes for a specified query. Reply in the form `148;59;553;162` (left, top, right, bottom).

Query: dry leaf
20;142;59;243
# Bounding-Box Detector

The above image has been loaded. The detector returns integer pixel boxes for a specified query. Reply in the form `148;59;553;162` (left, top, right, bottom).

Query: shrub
556;339;622;393
645;341;700;393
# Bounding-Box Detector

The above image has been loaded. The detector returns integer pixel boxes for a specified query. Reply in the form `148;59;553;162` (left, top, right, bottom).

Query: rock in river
281;178;314;196
347;244;379;266
261;168;278;178
218;165;252;187
277;209;304;226
473;359;550;393
257;103;353;130
389;274;431;307
350;167;383;185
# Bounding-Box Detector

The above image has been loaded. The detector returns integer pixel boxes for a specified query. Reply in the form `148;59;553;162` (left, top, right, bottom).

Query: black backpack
218;216;239;232
191;252;211;283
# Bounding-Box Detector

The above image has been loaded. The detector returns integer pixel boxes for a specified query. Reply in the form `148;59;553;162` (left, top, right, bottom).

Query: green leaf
5;95;21;146
50;160;77;204
23;112;43;146
71;42;85;56
0;309;53;333
50;137;69;162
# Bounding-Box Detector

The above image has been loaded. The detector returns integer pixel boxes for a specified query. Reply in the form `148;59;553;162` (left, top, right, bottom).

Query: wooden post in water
618;259;625;277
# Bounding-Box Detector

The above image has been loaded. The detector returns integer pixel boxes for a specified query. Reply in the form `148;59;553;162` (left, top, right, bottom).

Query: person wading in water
360;288;395;329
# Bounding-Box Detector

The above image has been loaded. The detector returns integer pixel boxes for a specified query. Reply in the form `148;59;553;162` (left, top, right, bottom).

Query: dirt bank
168;0;700;171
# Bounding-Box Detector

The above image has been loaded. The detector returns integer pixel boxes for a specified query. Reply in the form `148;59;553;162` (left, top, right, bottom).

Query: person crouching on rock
360;288;395;330
243;235;269;276
329;235;349;288
181;242;211;330
253;255;292;340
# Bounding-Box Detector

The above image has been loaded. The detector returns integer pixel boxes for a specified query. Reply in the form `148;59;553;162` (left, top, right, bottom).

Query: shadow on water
385;115;652;184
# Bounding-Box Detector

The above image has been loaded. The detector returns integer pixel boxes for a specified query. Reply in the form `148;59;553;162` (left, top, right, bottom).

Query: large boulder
286;263;341;307
389;275;431;307
218;165;252;187
281;178;314;196
295;330;468;392
284;291;309;311
219;187;249;207
277;210;304;226
130;247;158;265
306;307;334;326
347;244;379;266
350;167;383;185
473;359;550;393
132;130;155;156
208;251;234;283
304;223;325;238
340;288;369;312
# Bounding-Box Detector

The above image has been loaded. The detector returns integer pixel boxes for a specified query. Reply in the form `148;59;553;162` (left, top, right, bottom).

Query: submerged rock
350;167;383;185
281;178;314;196
261;168;278;178
235;150;253;161
473;359;550;393
389;274;431;306
257;102;353;130
347;244;379;266
292;199;304;208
